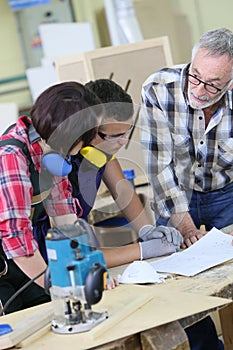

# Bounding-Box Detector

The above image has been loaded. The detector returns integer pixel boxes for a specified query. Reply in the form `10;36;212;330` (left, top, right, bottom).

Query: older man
141;27;233;350
141;28;233;249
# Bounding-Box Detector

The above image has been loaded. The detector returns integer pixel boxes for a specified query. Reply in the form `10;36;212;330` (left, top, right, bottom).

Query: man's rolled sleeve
152;189;189;219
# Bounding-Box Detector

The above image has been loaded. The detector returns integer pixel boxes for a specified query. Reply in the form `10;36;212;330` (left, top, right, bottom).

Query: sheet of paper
151;227;233;276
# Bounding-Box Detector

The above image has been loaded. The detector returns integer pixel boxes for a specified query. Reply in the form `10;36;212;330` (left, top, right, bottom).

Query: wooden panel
0;286;230;350
85;39;172;104
219;303;233;350
56;55;89;84
140;321;190;350
92;321;190;350
56;36;173;105
92;333;141;350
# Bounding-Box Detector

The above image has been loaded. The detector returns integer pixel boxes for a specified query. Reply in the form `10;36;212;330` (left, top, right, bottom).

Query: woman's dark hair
31;81;103;154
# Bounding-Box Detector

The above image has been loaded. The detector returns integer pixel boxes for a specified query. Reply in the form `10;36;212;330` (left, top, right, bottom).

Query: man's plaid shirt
141;63;233;219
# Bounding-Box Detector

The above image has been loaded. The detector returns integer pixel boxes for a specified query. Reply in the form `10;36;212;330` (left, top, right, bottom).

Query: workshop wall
0;0;233;108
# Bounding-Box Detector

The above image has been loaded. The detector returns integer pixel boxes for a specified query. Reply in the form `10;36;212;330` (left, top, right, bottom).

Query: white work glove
139;238;177;260
138;225;183;248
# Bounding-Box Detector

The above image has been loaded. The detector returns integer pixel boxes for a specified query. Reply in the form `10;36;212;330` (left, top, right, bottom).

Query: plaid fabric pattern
0;116;80;258
141;64;233;219
1;230;38;258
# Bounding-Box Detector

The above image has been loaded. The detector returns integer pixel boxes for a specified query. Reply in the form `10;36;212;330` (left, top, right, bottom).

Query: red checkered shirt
0;116;82;259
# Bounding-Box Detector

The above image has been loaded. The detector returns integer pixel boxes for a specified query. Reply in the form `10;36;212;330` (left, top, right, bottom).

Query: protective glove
138;225;183;248
139;238;177;260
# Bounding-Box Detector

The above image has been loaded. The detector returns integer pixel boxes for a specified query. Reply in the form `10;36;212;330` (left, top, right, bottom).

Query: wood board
0;284;230;350
55;36;173;105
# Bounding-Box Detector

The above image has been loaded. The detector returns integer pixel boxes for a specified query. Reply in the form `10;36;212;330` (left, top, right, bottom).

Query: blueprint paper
150;227;233;276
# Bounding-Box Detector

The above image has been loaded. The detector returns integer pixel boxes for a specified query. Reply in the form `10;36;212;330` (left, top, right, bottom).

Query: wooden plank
92;334;141;350
140;321;190;350
56;36;173;104
91;294;154;339
219;303;233;350
0;286;230;350
0;304;53;350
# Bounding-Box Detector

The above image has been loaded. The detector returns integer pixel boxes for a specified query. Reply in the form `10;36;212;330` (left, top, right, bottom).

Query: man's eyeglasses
98;125;133;141
188;73;223;94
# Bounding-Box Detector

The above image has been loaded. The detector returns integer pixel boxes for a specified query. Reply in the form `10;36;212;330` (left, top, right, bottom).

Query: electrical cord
0;255;8;277
0;267;47;316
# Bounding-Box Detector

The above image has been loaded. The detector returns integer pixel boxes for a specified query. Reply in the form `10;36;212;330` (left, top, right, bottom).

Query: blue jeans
185;316;224;350
156;181;233;230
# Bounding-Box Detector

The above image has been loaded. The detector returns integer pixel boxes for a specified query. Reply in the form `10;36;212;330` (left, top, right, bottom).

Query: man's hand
139;225;183;249
171;212;206;248
181;229;206;248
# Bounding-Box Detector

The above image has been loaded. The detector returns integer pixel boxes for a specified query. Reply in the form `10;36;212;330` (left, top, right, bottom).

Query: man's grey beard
187;83;231;109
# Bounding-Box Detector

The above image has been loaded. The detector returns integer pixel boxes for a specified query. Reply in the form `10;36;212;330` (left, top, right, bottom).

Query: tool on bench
45;218;108;334
0;218;108;348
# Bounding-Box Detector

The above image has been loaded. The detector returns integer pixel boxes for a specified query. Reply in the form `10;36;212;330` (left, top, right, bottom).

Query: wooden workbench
109;225;233;350
89;184;233;349
1;257;233;350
